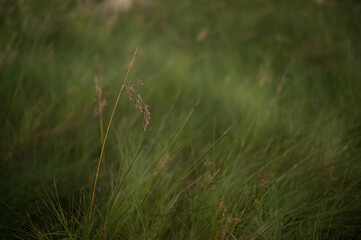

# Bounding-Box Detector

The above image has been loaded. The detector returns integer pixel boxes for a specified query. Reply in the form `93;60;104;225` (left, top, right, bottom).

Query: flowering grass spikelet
125;80;150;131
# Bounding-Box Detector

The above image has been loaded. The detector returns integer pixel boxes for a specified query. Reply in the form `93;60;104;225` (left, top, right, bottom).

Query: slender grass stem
89;47;139;221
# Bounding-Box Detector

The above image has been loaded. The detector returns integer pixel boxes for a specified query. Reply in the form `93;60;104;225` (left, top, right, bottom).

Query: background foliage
1;0;361;239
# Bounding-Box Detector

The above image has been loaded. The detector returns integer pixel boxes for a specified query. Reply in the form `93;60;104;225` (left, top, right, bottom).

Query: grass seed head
94;73;107;117
125;80;150;131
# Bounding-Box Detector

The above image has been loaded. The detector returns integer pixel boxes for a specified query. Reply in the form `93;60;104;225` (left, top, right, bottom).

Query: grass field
1;0;361;239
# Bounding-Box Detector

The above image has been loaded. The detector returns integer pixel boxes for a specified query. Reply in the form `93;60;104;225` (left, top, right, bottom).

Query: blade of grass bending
143;102;200;217
103;111;157;230
89;46;139;221
178;126;232;181
106;124;154;217
230;151;289;235
105;124;159;220
112;174;160;223
154;123;231;214
159;100;199;164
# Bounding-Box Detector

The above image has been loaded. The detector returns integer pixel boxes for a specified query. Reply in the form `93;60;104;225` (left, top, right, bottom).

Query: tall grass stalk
94;68;106;166
89;47;139;221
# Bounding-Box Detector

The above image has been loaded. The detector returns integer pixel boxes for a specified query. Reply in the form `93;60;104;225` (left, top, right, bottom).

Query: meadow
1;0;361;239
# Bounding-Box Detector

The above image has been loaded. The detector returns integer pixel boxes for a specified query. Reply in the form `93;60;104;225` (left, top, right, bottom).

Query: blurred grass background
1;0;361;239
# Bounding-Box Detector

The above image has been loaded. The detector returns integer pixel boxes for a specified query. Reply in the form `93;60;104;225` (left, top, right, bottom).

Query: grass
1;0;361;239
